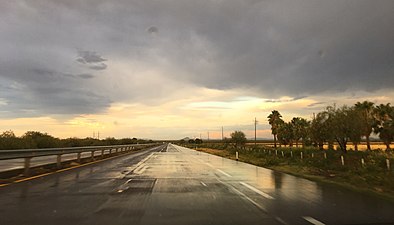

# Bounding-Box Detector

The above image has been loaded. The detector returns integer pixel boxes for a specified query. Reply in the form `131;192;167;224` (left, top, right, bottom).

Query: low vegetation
0;130;153;150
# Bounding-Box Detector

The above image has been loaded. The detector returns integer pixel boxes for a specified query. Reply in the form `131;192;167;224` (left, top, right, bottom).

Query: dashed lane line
240;182;275;200
303;216;326;225
217;169;232;177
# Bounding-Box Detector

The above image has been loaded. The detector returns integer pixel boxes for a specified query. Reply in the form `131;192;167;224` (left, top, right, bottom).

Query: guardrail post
24;157;32;176
57;155;62;169
91;151;95;161
116;148;118;153
77;152;81;163
109;149;112;155
101;150;104;158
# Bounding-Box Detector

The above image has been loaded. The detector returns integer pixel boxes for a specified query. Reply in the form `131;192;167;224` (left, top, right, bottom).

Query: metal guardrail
0;143;158;176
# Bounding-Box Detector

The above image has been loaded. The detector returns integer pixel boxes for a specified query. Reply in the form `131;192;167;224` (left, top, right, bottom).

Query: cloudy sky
1;0;393;140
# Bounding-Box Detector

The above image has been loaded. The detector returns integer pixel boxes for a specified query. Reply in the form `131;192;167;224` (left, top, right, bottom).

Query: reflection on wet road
0;144;393;225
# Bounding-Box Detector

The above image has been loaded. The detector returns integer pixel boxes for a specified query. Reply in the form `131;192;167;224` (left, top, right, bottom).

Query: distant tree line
0;130;153;150
267;101;394;153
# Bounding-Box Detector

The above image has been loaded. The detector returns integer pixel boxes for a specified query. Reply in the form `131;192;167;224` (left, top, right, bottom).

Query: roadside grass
187;144;394;201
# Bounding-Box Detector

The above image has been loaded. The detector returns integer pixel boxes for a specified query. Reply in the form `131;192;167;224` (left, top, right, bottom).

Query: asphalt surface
0;144;393;225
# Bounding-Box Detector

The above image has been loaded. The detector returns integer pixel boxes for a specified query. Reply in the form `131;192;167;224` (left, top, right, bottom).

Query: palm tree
267;110;284;148
291;117;310;148
373;103;394;151
354;101;375;150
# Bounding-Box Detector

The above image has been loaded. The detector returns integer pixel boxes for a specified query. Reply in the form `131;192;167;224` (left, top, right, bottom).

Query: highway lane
0;144;393;225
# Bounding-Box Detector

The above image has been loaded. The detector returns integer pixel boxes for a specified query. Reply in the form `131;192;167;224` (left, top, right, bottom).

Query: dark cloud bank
0;0;393;117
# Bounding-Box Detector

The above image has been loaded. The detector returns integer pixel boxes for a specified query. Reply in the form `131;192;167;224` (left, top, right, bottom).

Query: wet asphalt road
0;144;394;225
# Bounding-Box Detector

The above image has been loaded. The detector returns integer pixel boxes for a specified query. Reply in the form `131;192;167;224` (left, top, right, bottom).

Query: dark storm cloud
77;51;107;64
0;0;393;117
77;74;95;79
77;50;108;70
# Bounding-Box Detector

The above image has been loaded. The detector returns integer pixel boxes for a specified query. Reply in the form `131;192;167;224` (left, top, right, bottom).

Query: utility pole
98;131;100;140
254;117;258;146
93;132;95;139
221;126;224;141
208;131;210;141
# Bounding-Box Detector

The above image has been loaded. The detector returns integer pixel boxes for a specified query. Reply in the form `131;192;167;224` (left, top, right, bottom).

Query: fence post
236;151;239;161
341;155;345;166
361;158;365;167
281;151;284;157
300;152;303;160
275;150;278;156
24;157;31;176
324;152;327;159
291;151;293;158
386;159;390;171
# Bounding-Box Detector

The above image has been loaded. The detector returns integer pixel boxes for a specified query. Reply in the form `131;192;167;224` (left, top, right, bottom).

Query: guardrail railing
0;143;158;176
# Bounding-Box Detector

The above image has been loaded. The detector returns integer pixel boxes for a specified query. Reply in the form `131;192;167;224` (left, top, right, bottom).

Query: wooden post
341;155;345;166
236;152;239;161
324;152;327;159
361;158;365;167
300;152;303;160
281;151;284;157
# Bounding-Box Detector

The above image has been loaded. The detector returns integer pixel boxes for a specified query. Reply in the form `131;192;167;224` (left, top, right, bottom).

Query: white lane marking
303;216;326;225
205;163;215;168
126;179;133;183
136;166;147;174
200;181;207;187
217;169;232;177
230;186;267;212
275;217;289;225
240;182;275;200
132;153;154;172
134;165;146;174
